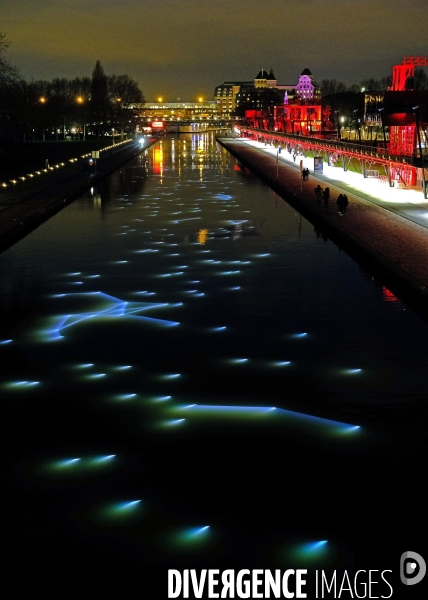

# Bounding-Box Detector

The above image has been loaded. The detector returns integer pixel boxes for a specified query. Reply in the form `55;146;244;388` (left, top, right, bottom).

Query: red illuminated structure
238;58;427;196
245;103;322;135
383;57;428;187
273;104;322;135
391;57;428;92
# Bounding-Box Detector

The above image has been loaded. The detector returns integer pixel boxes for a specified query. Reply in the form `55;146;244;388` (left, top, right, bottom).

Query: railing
236;126;425;167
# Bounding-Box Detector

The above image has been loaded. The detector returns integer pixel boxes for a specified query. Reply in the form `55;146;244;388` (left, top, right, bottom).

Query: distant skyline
3;0;427;100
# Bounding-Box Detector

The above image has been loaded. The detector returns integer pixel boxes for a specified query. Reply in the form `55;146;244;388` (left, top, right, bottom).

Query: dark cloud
3;0;427;99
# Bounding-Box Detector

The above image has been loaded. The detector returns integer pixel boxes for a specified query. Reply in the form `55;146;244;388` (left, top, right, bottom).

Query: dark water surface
2;133;427;596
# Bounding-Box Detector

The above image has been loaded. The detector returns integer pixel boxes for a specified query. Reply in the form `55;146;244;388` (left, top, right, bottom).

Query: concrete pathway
217;136;428;306
235;136;428;229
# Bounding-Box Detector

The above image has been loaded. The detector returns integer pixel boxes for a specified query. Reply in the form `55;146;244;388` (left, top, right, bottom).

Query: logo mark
400;551;426;585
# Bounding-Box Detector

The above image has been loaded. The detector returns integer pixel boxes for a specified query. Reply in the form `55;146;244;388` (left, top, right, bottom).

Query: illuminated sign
152;121;164;128
314;157;323;174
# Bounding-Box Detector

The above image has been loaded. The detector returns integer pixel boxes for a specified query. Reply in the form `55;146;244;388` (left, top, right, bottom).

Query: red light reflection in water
383;287;399;302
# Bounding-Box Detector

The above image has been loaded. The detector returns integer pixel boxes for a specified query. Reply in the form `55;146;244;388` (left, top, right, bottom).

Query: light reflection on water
1;131;427;584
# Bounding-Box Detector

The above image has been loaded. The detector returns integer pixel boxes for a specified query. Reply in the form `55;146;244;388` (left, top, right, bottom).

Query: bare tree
320;80;348;97
109;74;144;139
91;60;109;138
0;32;20;87
414;68;428;90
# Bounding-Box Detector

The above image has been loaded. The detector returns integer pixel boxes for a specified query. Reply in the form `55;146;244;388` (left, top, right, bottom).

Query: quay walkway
0;137;158;254
217;135;428;308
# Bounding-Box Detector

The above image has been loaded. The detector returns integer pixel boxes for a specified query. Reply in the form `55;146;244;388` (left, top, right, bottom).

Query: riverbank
0;139;113;182
0;137;159;254
217;136;428;310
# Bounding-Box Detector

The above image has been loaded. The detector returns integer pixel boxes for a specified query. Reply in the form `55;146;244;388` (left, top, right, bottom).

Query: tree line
318;70;428;97
0;33;144;148
316;71;428;134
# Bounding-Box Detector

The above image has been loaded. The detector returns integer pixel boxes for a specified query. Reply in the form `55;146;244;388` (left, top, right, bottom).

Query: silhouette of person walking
342;194;349;214
314;184;323;205
322;187;330;207
337;194;344;215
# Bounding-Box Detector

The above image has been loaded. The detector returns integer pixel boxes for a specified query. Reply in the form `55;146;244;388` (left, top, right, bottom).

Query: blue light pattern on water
2;131;426;584
179;404;360;432
40;292;180;340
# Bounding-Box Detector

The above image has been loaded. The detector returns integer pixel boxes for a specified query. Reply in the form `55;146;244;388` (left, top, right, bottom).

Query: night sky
3;0;427;100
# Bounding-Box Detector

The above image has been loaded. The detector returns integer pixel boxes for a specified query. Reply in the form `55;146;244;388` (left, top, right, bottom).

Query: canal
2;131;427;595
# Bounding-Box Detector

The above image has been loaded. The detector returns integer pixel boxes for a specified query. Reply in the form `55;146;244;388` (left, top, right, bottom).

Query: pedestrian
305;168;309;181
337;194;344;214
314;184;323;205
301;169;305;181
322;187;330;207
342;194;349;214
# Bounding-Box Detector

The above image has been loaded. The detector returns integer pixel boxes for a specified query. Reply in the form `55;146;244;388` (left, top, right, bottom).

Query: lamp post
340;116;346;139
334;111;340;139
76;96;86;141
33;96;47;141
353;109;361;143
62;96;86;141
115;97;123;139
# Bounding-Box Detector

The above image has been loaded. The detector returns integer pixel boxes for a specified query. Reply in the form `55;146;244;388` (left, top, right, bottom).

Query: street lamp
334;111;340;139
75;96;86;140
114;98;122;140
62;96;87;141
32;96;47;141
353;109;361;142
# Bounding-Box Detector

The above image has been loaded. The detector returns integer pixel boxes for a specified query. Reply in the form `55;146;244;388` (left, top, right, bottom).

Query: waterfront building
215;68;321;118
130;101;219;125
254;68;277;89
214;81;253;115
274;103;322;135
293;68;320;102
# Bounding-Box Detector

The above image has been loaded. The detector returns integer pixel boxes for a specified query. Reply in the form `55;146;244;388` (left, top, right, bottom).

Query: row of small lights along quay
0;138;131;190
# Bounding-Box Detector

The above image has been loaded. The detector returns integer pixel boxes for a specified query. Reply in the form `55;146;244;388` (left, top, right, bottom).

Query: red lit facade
273;104;322;135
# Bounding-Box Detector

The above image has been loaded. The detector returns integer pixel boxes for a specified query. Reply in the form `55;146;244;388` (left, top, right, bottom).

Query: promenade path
217;136;428;307
0;137;157;254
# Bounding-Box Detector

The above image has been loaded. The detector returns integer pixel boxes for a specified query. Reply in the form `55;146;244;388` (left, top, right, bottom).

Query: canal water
2;132;427;595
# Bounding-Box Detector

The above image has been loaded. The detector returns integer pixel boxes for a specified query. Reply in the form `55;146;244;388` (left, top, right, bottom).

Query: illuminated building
273;104;322;135
214;81;253;115
130;101;219;125
254;69;277;89
292;69;320;102
365;57;428;189
215;68;320;119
